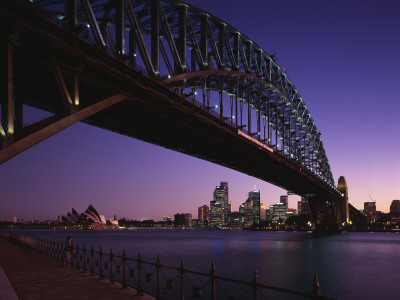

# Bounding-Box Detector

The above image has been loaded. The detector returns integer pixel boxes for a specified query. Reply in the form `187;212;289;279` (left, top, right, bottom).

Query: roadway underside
0;0;339;201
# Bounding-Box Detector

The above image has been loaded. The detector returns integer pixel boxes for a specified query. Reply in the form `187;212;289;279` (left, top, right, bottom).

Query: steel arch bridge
0;0;350;230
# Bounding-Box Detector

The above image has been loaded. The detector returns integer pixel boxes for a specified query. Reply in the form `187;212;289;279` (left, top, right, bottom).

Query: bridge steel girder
0;94;127;164
1;1;344;225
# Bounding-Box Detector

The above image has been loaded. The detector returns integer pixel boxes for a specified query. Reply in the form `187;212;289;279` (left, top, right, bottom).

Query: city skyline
1;0;399;221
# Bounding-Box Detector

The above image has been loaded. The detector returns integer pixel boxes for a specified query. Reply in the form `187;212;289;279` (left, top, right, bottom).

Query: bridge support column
337;176;349;228
307;194;339;233
1;42;14;147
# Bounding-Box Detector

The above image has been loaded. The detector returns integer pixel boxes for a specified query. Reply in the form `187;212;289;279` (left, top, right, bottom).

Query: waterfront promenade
0;237;153;299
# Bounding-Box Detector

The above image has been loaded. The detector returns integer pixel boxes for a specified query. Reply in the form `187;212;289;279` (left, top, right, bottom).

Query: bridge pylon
336;176;349;228
306;194;339;232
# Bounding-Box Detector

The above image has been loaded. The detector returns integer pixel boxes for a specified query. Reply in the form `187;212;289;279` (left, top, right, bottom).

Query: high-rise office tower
249;187;260;223
213;182;229;224
210;200;223;226
198;205;210;224
280;195;288;208
260;204;267;221
243;198;253;223
298;197;311;215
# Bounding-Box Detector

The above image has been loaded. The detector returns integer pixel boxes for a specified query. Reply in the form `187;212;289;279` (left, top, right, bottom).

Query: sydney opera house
61;205;117;229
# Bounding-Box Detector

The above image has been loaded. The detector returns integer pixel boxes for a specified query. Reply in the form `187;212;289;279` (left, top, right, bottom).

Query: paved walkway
0;237;154;300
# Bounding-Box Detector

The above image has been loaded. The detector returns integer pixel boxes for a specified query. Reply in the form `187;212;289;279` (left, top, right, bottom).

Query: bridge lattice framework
1;0;337;196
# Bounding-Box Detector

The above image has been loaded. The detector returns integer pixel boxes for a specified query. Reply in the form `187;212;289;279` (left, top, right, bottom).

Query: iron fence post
99;245;104;280
52;240;56;259
83;243;87;272
156;253;161;299
56;239;59;259
70;242;74;267
110;248;114;284
122;249;128;289
253;268;259;300
137;252;143;295
210;261;216;300
91;245;95;275
180;259;185;300
76;243;80;270
61;241;64;264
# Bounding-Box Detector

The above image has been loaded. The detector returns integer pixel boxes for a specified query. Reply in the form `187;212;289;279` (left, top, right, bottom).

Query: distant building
228;211;244;227
265;209;271;220
173;213;192;227
249;188;261;223
280;195;288;208
260;204;267;221
239;204;245;215
61;205;113;229
13;216;17;223
364;202;376;215
163;215;171;222
298;197;311;215
364;202;377;223
243;198;253;223
184;213;192;226
198;205;210;224
390;200;400;215
269;203;288;223
210;201;223;226
174;213;185;226
213;182;229;224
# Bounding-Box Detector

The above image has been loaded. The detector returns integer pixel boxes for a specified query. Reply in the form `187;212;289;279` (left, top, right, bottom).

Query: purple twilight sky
1;0;399;221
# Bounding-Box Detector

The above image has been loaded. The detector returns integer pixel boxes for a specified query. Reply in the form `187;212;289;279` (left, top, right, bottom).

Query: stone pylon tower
337;176;349;226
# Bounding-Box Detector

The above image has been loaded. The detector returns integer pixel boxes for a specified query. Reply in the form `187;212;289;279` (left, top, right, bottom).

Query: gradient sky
1;0;399;221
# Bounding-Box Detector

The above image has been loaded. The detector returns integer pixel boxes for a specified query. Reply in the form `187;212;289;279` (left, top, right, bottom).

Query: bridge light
232;116;235;119
168;75;171;78
134;54;137;57
215;105;218;108
194;91;197;95
86;24;90;28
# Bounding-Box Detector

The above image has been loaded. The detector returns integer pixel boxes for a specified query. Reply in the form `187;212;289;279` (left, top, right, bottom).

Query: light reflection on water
7;230;400;299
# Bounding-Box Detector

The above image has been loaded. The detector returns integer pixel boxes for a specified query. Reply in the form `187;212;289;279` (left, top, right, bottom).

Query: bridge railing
6;233;334;299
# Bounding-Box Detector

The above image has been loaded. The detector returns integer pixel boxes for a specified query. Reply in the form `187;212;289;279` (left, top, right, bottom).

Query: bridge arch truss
1;0;337;192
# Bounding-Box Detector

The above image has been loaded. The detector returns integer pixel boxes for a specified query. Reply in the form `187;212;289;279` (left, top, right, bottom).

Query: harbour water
8;230;400;299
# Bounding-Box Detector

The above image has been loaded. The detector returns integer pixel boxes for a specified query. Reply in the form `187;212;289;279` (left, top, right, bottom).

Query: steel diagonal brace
53;64;73;107
0;94;127;164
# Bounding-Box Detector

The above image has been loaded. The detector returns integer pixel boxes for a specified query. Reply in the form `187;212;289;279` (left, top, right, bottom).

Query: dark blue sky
1;0;399;221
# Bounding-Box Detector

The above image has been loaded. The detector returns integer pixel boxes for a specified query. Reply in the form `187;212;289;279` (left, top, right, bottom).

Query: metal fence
7;234;334;300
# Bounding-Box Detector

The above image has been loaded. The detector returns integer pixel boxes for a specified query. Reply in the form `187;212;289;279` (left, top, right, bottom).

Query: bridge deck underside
0;1;338;200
